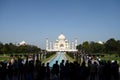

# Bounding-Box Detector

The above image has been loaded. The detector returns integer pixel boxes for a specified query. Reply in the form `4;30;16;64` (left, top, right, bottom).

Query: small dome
19;41;26;45
98;41;103;44
58;34;65;40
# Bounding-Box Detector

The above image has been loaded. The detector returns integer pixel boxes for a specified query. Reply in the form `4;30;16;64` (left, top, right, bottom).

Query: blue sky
0;0;120;49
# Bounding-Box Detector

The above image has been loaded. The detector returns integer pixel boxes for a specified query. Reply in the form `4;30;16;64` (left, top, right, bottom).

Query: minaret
72;41;74;49
74;38;77;49
46;38;49;51
53;42;54;50
50;41;52;50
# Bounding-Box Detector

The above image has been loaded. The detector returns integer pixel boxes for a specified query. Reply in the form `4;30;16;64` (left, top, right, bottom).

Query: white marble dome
19;41;26;45
58;34;65;40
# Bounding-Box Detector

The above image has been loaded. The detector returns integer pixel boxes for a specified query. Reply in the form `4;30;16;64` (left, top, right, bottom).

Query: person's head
66;60;69;63
107;60;111;64
47;62;49;66
62;60;64;63
114;60;117;64
94;62;97;65
56;60;58;64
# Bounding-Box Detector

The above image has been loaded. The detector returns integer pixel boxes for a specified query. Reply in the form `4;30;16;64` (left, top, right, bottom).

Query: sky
0;0;120;49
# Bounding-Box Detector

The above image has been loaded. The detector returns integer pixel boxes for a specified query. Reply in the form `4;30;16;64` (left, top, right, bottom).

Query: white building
19;41;27;46
46;34;78;52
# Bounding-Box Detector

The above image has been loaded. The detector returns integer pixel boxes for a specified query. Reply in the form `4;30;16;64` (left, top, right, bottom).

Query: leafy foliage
77;38;120;54
0;43;41;54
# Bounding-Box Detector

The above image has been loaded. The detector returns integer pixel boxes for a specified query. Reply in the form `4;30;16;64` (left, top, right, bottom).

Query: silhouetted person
80;61;89;80
18;57;24;80
104;60;112;80
8;61;13;80
40;63;46;80
24;56;34;80
64;60;70;80
111;61;119;80
28;60;34;80
89;61;98;80
51;61;59;80
46;62;50;80
35;60;42;80
0;62;2;80
97;61;104;80
1;62;7;80
60;60;65;80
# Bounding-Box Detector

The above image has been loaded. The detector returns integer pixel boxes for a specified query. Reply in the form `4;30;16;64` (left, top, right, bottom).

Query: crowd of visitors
0;55;119;80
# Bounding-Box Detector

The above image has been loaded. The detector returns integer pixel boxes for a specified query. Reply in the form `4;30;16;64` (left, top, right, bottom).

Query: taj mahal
46;34;78;52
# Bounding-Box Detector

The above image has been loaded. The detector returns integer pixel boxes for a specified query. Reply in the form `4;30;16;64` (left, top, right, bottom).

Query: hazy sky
0;0;120;49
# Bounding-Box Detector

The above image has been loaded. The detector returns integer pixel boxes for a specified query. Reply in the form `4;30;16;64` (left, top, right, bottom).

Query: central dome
58;34;65;40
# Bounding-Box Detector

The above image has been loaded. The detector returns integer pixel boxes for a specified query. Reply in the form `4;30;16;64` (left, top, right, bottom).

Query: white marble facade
46;34;78;52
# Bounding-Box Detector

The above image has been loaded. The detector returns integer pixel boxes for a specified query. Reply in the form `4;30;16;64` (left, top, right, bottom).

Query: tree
82;41;91;53
116;40;120;54
90;41;104;53
76;44;82;51
9;43;17;53
17;45;41;53
105;38;117;53
0;42;3;54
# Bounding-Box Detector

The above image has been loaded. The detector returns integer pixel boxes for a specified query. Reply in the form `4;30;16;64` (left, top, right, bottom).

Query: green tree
116;40;120;54
9;43;17;53
17;45;41;53
3;43;10;54
76;44;82;51
82;41;90;53
90;41;104;53
105;38;117;53
0;42;4;54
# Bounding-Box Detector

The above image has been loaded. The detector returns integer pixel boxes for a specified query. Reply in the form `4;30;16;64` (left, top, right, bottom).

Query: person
80;61;89;80
104;60;112;80
89;61;98;80
46;62;50;80
40;63;46;80
8;61;13;80
51;61;59;80
97;61;104;80
0;61;7;80
111;61;119;80
60;60;65;80
64;60;70;80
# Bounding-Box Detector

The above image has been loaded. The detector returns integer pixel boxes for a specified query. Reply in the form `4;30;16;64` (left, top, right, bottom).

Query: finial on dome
58;33;65;40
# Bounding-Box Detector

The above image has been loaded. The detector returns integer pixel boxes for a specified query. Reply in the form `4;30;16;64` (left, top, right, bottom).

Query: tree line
0;43;41;54
0;38;120;55
77;38;120;54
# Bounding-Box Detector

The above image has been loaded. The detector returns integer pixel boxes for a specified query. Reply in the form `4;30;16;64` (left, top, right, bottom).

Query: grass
100;55;120;60
64;52;120;65
88;53;120;65
102;56;120;59
65;53;75;62
0;56;9;61
0;53;30;61
0;53;57;63
41;53;56;63
0;53;34;56
100;54;120;65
